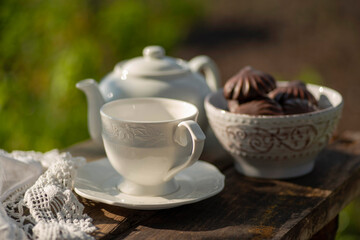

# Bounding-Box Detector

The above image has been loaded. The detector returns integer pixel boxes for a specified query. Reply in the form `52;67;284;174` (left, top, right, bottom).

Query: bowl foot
234;160;315;179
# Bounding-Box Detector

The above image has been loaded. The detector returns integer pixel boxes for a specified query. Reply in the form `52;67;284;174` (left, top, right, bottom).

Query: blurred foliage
0;0;204;151
275;66;324;86
295;67;324;86
337;199;360;240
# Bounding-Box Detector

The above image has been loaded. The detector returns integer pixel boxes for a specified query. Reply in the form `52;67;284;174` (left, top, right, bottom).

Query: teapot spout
76;79;105;145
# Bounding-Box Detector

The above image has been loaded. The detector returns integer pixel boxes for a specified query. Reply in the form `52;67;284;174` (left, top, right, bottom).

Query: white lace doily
0;149;96;240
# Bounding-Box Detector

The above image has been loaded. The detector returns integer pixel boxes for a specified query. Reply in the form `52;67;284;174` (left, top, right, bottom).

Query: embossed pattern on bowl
204;83;343;179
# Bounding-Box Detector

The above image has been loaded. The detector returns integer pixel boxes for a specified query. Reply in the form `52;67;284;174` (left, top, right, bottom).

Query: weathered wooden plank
311;216;338;240
67;131;360;239
278;152;360;239
112;134;360;240
79;197;157;239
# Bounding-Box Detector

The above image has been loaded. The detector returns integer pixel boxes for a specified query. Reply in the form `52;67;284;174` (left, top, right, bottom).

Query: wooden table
67;131;360;240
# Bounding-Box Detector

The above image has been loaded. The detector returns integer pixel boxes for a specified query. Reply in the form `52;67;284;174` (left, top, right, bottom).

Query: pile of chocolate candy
223;66;319;115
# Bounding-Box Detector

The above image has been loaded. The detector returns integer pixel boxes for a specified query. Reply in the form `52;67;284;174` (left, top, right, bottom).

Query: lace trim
1;150;96;240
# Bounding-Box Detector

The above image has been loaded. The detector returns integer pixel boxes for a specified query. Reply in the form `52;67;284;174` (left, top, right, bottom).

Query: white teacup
100;98;206;196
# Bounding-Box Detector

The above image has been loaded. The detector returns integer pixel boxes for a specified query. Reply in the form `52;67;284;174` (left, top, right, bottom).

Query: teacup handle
164;120;206;181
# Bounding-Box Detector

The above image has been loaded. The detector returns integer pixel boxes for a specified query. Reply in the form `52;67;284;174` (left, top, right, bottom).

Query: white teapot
76;45;220;144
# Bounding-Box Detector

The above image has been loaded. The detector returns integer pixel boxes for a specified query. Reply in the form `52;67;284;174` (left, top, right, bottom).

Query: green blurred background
1;0;359;239
0;0;203;151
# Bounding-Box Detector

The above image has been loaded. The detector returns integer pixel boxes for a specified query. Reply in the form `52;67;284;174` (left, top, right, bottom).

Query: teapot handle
189;55;220;92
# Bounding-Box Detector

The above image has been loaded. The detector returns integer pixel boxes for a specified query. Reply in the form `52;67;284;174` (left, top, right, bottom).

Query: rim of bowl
204;82;344;119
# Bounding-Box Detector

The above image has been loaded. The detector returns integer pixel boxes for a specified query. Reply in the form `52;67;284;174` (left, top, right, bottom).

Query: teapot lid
115;46;190;77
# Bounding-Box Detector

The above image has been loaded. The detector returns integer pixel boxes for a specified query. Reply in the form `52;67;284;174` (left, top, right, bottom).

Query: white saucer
74;158;225;210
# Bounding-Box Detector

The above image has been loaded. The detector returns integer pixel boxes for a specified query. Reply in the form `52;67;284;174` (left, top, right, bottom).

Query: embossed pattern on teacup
103;122;167;147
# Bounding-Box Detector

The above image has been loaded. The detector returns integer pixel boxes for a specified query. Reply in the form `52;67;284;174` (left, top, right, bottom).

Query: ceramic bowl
204;82;343;179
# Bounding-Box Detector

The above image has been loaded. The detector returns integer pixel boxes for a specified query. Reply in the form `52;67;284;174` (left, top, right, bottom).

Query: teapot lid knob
117;45;189;77
143;46;165;59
